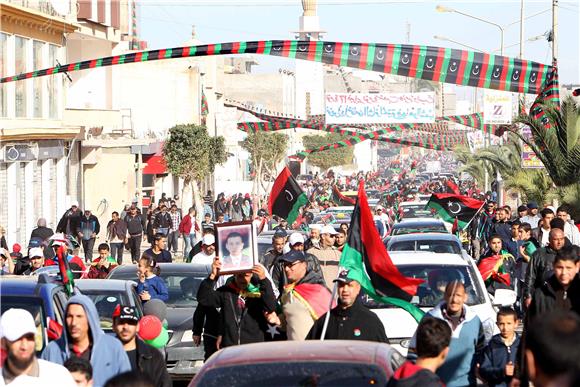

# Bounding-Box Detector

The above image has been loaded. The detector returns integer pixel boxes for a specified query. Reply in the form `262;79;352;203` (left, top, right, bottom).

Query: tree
302;133;354;171
241;132;288;201
163;124;227;219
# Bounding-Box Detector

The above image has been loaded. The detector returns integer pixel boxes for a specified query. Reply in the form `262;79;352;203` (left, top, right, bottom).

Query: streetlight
435;5;505;55
433;35;483;52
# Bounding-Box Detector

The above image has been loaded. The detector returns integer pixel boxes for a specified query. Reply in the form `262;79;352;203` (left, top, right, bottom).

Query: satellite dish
50;0;70;16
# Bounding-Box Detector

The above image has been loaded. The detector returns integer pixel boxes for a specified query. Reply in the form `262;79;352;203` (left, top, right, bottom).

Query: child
479;307;521;387
387;317;451;386
86;243;118;279
137;255;169;303
10;243;23;260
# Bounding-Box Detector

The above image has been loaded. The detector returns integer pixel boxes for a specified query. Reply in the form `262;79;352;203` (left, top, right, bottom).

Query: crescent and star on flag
448;201;462;214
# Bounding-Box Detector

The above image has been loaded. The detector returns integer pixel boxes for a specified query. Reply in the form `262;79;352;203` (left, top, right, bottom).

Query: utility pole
552;0;558;64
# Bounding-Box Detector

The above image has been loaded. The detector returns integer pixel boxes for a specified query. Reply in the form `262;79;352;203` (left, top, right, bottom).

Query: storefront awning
142;155;167;175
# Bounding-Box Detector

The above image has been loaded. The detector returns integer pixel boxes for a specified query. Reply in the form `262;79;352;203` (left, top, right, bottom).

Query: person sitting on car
137;256;169;303
86;243;118;279
306;269;387;342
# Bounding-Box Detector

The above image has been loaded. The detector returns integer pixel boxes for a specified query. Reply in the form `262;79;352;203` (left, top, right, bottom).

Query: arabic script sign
325;92;436;124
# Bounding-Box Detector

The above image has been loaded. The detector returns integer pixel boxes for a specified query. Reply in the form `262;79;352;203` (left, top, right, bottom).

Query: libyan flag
426;193;484;230
268;167;308;225
56;245;75;296
340;181;425;322
331;185;356;206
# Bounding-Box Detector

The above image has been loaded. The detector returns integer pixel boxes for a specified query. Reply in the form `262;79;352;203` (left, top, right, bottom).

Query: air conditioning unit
3;144;38;162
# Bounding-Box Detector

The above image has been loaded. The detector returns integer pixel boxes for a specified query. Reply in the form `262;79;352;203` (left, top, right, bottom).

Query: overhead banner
483;90;513;124
325;92;436;124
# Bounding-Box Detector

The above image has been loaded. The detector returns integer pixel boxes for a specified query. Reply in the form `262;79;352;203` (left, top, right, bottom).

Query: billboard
521;126;544;168
483;90;513;124
325;92;436;124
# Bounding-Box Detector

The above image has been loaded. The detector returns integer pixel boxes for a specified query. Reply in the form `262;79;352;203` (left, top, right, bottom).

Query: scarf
226;276;262;298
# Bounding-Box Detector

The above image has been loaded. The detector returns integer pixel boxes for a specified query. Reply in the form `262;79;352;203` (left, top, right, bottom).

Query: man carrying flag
426;193;485;231
269;167;309;226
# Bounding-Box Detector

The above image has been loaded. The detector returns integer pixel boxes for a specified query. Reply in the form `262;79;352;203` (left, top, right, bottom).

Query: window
0;33;7;117
48;44;59;119
15;36;27;117
33;40;44;118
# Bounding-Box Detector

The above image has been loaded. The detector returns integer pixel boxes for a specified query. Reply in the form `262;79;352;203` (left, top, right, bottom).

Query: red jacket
178;214;200;234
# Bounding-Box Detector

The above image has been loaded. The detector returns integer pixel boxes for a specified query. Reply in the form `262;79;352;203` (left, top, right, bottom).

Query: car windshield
197;362;388;386
110;271;205;308
388;240;461;254
391;225;447;235
400;205;432;219
362;264;485;308
1;297;46;352
80;290;138;330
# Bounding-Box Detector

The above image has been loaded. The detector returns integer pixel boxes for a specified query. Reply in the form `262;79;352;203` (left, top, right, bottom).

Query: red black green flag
268;167;308;225
201;89;209;117
331;185;356;206
426;193;484;230
57;245;75;296
340;181;424;322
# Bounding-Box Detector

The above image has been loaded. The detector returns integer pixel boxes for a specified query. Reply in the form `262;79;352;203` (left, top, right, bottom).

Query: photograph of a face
214;221;257;274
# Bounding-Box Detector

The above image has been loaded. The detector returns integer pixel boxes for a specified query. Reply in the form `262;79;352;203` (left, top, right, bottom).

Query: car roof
109;263;210;276
202;340;396;369
399;201;428;206
394;218;445;227
387;233;460;243
389;251;468;266
76;279;135;291
0;275;59;295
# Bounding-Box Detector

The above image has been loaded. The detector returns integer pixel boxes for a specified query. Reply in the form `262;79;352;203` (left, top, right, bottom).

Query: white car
398;201;433;220
366;251;516;356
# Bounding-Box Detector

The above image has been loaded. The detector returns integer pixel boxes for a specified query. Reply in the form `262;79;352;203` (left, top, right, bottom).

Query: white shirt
0;359;76;386
192;251;215;265
540;228;550;246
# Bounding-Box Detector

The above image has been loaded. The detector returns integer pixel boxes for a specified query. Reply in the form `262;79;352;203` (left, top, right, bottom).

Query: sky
139;0;580;91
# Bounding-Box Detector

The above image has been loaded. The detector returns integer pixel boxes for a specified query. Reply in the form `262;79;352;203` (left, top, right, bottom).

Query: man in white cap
307;225;341;264
0;308;76;385
19;247;45;276
192;234;216;265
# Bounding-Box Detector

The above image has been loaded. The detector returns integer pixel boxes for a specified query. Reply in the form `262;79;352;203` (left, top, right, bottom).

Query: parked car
107;263;211;380
189;340;404;386
75;279;143;334
0;274;73;353
366;251;515;356
386;233;464;255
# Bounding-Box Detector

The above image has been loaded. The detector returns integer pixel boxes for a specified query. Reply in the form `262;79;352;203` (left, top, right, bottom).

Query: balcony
4;0;72;18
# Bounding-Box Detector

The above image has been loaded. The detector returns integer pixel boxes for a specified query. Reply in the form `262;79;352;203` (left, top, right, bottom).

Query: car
257;230;308;260
107;263;211;380
189;340;404;386
386;233;464;255
75;279;143;334
365;251;515;356
398;201;432;219
385;218;448;243
0;274;73;353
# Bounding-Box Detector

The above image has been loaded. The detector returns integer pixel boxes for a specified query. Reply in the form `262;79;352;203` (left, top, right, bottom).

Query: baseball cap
527;201;539;209
333;269;355;284
71;200;79;207
202;234;215;246
375;205;384;211
517;205;528;212
273;228;288;238
288;233;305;246
112;305;139;323
321;225;338;235
1;309;37;341
29;247;44;258
279;250;306;264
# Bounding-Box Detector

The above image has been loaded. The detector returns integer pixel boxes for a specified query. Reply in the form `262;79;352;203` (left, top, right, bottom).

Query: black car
107;263;211;380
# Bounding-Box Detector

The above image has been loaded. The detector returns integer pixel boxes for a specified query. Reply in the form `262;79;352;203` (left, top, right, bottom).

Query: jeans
183;234;196;262
128;235;142;263
110;242;124;265
82;238;96;263
167;231;179;253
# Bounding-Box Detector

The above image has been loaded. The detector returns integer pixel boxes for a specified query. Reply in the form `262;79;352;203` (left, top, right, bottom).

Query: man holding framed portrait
215;221;258;273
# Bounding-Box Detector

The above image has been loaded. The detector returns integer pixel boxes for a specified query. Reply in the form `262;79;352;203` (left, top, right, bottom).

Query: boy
86;243;118;279
64;357;93;387
388;317;451;386
479;307;521;387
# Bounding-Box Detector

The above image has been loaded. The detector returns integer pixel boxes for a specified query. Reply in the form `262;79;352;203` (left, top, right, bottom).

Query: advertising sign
483;90;513;124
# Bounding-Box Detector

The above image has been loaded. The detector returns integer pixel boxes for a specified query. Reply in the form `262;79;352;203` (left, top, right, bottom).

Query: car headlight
400;339;410;349
181;331;194;343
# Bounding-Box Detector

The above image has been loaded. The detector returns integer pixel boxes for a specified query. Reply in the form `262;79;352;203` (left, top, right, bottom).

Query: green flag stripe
286;193;309;225
428;201;468;228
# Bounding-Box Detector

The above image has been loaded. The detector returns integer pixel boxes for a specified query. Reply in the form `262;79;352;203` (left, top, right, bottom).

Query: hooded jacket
479;333;521;387
386;361;444;387
41;295;131;387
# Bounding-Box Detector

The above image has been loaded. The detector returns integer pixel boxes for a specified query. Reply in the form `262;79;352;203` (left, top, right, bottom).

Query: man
197;257;277;347
524;228;566;307
279;250;331;341
178;207;199;261
112;305;171;387
106;212;127;265
0;248;14;275
304;225;321;251
556;205;580;245
533;208;554;246
221;232;251;270
307;269;387;342
86;243;118;279
491;208;512;247
335;229;347;252
520;202;541;231
77;209;100;264
124;205;146;264
410;281;485;387
42;295;131;387
57;201;82;236
64;358;93;387
192;234;216;265
17;247;45;275
260;232;285;270
517;205;528;221
307;225;341;264
387;318;451;387
167;204;181;254
143;234;172;263
152;205;172;237
1;308;76;385
30;218;54;242
524;311;580;387
528;249;580;322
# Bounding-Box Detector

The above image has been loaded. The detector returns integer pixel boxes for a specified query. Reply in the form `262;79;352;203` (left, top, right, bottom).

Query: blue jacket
41;295;131;387
479;333;521;387
137;275;169;302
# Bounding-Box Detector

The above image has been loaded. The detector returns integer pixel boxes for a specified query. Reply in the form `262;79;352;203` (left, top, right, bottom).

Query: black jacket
135;338;172;387
125;213;146;235
260;248;282;270
192;304;220;337
271;252;324;295
528;274;580;322
56;208;82;234
479;333;521;387
30;226;54;242
77;214;101;236
306;299;388;342
153;212;172;229
524;245;559;298
197;276;277;347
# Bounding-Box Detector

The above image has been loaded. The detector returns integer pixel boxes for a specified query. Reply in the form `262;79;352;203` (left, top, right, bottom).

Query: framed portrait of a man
214;220;257;274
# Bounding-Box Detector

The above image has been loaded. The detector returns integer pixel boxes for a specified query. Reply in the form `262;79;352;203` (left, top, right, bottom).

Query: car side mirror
492;289;517;307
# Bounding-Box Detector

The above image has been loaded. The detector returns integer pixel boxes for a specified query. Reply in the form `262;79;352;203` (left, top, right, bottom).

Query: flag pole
320;266;341;341
461;200;487;231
